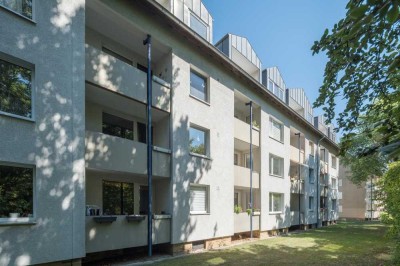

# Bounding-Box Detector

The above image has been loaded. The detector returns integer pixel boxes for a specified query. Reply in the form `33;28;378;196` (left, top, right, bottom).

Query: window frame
0;52;35;122
269;117;284;143
189;124;209;158
0;161;36;225
269;193;283;214
309;141;315;156
0;0;35;22
189;69;209;104
102;180;135;216
189;184;210;215
309;196;314;211
331;155;337;169
269;153;284;178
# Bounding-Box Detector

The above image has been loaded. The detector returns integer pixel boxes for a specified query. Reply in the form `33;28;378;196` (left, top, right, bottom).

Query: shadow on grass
154;221;394;266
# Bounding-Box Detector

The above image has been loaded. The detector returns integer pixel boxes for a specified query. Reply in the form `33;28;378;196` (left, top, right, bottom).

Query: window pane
1;0;32;19
190;71;207;101
189;126;206;155
0;59;32;118
103;181;121;215
190;13;207;39
102;113;134;140
273;194;281;212
268;80;273;92
122;183;134;215
0;165;33;218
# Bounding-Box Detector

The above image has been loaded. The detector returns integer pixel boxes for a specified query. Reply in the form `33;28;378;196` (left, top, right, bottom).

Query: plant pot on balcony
93;216;117;224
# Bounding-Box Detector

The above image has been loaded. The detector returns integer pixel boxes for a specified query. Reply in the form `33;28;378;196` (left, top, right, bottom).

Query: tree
312;0;400;157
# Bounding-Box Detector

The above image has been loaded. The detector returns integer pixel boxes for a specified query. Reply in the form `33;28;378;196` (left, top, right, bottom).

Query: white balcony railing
85;131;170;177
290;179;305;194
234;165;260;189
290;146;305;164
85;45;171;112
234;117;260;147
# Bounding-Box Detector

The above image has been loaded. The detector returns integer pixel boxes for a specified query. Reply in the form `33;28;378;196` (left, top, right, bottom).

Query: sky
202;0;348;130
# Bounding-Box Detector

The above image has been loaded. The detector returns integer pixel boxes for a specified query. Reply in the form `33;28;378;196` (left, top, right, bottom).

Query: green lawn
154;221;394;266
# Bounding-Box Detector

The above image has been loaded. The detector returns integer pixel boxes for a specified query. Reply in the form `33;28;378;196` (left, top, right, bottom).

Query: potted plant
234;205;242;214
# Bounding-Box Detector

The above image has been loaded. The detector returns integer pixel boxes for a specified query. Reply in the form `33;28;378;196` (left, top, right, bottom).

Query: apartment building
0;0;339;265
338;165;382;220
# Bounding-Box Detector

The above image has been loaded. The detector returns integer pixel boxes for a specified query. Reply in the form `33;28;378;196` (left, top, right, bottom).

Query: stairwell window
0;57;33;119
0;164;34;219
309;196;314;211
269;154;284;177
269;118;284;142
269;193;283;213
331;155;337;169
190;185;209;214
190;70;208;103
0;0;33;19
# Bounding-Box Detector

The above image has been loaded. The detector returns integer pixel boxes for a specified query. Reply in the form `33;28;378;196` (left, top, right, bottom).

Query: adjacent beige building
0;0;340;265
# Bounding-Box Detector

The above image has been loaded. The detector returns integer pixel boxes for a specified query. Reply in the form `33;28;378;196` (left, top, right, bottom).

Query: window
309;168;315;183
0;164;33;218
244;153;251;169
269;118;284;142
102;113;134;140
234;153;239;166
234;192;239;206
269;154;284;177
189;126;208;156
190;70;208;102
331;155;337;169
269;193;283;213
190;13;207;39
137;122;154;144
190;185;209;214
309;141;314;155
332;178;337;189
309;196;314;210
102;180;134;215
0;0;33;19
268;79;284;101
0;58;32;118
332;199;337;211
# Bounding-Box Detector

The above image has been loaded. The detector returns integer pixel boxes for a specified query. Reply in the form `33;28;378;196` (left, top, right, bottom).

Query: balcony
320;209;329;221
234;117;260;147
290;211;305;226
290;179;305;194
234;212;260;234
86;215;170;253
320;185;329;197
85;45;170;112
290;146;305;164
331;189;338;199
85;131;170;177
234;165;260;189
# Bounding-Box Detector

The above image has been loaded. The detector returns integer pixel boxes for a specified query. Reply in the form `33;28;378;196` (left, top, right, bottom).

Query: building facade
338;165;382;220
0;0;339;265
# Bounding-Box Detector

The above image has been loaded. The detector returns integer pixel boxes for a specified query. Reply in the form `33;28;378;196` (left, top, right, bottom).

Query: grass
153;221;394;266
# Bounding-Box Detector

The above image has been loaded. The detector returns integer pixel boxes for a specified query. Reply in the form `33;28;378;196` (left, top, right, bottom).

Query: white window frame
331;155;337;169
332;177;337;189
309;141;315;156
269;193;283;214
189;184;210;215
269;154;284;178
269;117;284;143
0;52;35;122
0;0;35;22
0;161;36;225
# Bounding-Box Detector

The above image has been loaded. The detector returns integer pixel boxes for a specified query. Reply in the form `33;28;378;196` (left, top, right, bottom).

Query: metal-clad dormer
261;67;286;102
286;88;314;124
215;34;262;82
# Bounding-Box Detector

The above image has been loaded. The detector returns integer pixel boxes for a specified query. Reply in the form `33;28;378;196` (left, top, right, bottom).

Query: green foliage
312;0;400;157
189;138;206;155
234;205;242;214
246;208;252;216
378;161;400;263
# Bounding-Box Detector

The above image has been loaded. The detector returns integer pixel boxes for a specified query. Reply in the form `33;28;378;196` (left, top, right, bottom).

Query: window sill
190;212;210;216
0;111;35;123
309;210;314;212
189;152;212;160
0;218;36;226
269;136;284;144
189;94;210;106
0;5;36;24
269;212;283;215
153;146;171;154
269;174;284;179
